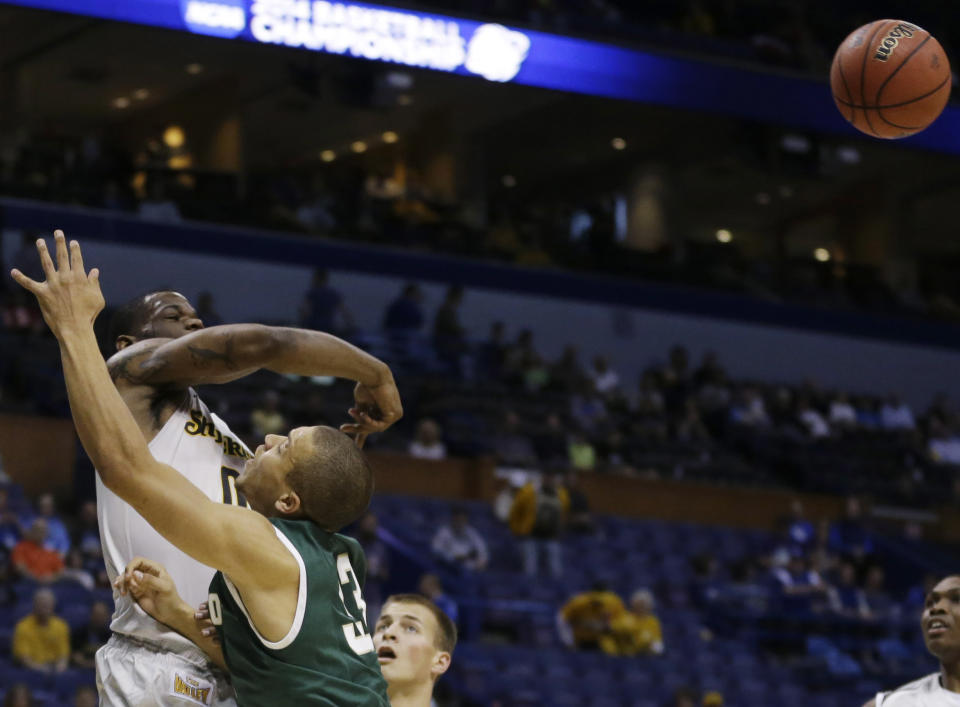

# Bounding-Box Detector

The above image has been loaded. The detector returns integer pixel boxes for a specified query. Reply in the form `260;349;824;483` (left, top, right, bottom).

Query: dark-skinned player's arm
10;232;297;598
108;320;401;441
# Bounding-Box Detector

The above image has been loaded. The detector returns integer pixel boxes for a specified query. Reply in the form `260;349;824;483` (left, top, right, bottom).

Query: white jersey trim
222;525;306;651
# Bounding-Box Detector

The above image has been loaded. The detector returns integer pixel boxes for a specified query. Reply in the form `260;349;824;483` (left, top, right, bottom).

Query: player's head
374;594;456;693
236;426;373;533
110;291;203;350
922;575;960;662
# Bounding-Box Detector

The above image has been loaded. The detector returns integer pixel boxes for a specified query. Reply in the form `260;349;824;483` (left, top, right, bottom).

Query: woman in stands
865;575;960;705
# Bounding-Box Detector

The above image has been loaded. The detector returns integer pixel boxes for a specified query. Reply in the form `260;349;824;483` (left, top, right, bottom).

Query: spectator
431;507;488;571
2;684;33;707
0;486;21;550
570;381;608;432
796;395;830;439
568;431;597;472
551;345;588;393
602;588;665;656
11;519;64;583
771;553;829;614
589;355;621;397
502;329;538;383
530;413;569;465
828;392;858;430
12;588;69;673
31;493;70;557
730;387;770;427
72;686;97;707
492;476;520;523
195;290;223;327
493;411;538;469
880;394;916;431
137;181;181;223
383;283;424;334
702;693;724;707
676;399;711;444
929;419;960;465
408;418;447;461
295;179;337;232
477;321;508;379
418;573;459;625
636;371;665;416
863;565;897;620
62;549;94;590
829;497;874;565
72;500;101;565
250;390;286;439
299;268;352;335
355;512;389;623
509;470;569;578
565;471;595;534
661;345;692;415
666;687;698;707
70;600;111;669
784;499;815;554
558;582;625;651
827;561;868;619
433;285;466;363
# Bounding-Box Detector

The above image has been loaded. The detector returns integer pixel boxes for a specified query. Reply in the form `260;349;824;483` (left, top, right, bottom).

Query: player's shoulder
876;672;942;705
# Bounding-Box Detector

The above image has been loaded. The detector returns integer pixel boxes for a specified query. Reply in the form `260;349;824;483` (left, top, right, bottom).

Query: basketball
830;19;951;139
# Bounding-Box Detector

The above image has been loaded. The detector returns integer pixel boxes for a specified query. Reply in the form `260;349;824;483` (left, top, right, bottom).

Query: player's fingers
54;231;69;273
36;239;55;278
89;267;100;285
9;269;41;294
69;239;85;274
355;432;368;449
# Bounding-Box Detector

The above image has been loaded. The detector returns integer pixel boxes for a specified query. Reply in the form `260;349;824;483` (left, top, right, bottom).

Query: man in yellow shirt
601;588;665;656
12;588;69;673
558;583;626;651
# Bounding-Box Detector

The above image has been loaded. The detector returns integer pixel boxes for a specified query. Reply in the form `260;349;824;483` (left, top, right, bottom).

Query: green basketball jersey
207;518;389;707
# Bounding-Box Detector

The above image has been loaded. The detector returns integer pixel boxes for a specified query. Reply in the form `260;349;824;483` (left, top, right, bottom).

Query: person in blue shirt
383;283;424;334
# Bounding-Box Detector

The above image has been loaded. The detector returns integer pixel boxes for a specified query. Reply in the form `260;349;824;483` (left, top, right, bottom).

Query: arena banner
5;0;960;151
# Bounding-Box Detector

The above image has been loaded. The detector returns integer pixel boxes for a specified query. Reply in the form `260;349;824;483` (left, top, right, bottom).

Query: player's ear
430;651;451;680
115;335;135;350
275;491;301;516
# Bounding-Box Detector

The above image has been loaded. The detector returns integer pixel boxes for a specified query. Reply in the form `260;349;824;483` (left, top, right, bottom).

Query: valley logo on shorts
180;0;247;38
171;673;214;706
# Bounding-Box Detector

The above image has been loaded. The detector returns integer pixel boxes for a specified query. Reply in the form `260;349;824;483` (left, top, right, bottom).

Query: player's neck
942;661;960;692
386;678;433;707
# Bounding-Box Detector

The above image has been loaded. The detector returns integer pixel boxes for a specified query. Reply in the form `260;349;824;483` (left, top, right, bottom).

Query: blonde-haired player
373;594;456;707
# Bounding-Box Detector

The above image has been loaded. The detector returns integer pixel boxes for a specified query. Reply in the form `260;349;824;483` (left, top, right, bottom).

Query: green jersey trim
222;525;307;650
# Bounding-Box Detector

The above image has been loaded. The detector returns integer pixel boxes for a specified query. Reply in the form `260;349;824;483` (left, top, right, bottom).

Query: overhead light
133;88;150;101
397;94;413;106
320;150;336;162
111;97;130;109
780;134;811;153
611;137;627;150
163;125;185;149
755;192;771;206
502;175;517;188
351;141;368;154
715;229;732;243
814;248;830;262
186;63;204;75
837;146;861;164
382;131;399;144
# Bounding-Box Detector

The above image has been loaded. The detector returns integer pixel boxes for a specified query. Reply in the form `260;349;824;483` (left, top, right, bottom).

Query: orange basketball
830;19;951;139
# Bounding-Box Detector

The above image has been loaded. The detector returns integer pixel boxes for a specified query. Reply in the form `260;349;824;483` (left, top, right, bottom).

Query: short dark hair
108;291;166;347
383;593;457;655
287;427;373;532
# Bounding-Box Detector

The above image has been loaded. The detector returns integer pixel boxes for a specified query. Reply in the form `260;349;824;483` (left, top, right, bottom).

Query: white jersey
877;673;960;706
97;388;252;664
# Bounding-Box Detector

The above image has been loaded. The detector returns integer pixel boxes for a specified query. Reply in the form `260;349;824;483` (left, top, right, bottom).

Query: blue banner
6;0;960;152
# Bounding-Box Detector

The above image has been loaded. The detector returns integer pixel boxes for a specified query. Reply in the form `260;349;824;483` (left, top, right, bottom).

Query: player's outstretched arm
115;557;227;672
11;232;297;595
108;322;402;435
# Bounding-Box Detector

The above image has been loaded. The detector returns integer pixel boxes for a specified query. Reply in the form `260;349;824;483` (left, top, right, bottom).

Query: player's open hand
195;601;221;645
115;556;182;625
341;377;403;449
9;230;104;339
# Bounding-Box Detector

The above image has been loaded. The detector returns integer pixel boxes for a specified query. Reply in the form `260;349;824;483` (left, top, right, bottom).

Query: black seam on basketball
836;57;856;123
874;111;921;130
833;74;951;109
875;34;932;106
860;21;888;137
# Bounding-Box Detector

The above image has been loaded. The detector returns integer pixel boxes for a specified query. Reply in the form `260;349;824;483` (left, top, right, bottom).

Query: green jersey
207;519;389;707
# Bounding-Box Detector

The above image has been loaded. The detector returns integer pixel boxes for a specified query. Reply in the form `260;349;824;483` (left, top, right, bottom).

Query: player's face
922;576;960;658
374;602;449;688
140;292;204;340
237;426;317;516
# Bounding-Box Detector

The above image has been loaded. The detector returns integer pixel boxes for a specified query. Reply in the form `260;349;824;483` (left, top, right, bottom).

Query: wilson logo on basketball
874;23;917;62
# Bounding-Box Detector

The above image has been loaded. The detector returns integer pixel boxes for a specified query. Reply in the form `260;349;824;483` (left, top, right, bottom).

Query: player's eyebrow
400;614;423;624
